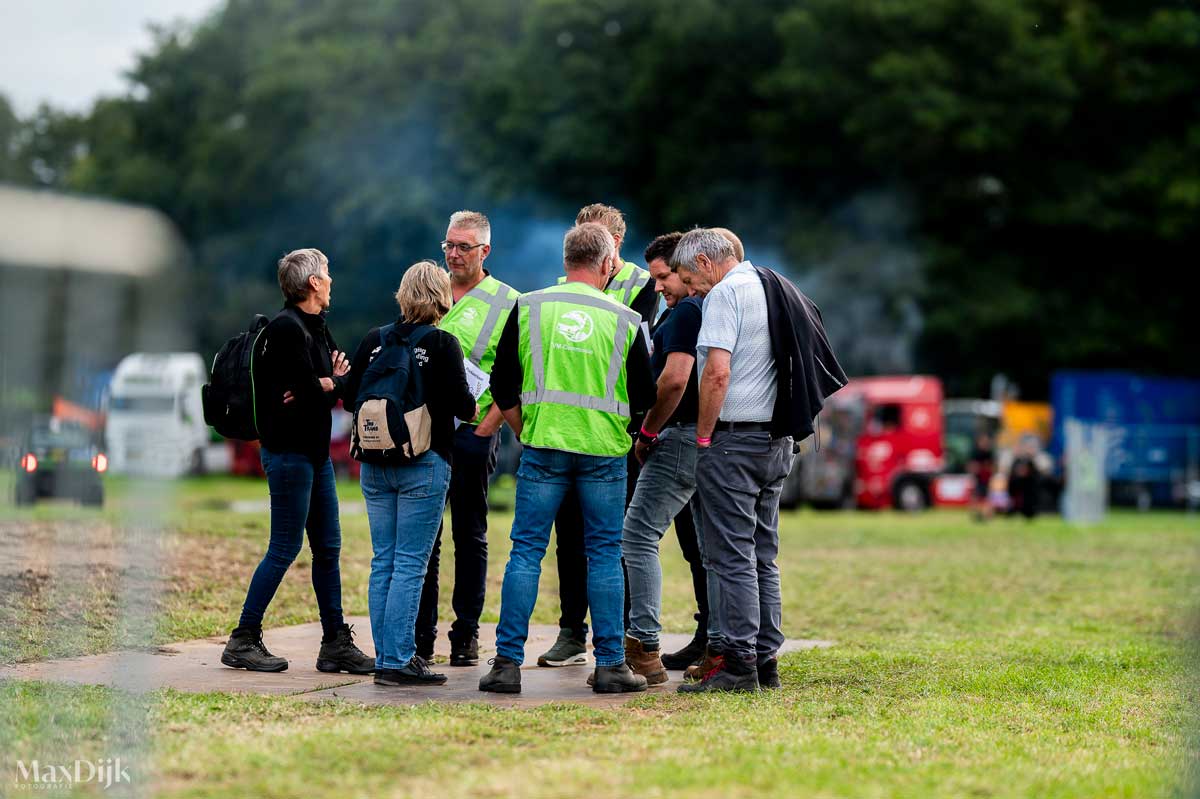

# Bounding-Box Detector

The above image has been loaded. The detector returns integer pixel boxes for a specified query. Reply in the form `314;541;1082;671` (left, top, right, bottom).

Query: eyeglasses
441;241;486;255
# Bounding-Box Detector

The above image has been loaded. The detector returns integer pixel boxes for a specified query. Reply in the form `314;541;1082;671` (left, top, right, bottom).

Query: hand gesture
331;350;350;377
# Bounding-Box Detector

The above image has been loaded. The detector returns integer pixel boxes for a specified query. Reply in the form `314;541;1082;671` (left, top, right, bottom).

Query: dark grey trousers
693;430;794;665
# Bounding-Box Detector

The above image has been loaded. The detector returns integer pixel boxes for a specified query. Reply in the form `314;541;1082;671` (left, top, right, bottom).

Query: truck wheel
893;478;929;512
82;484;104;507
15;480;36;506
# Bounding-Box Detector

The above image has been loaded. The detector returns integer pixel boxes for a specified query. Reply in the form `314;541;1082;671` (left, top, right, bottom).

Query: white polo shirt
696;261;777;422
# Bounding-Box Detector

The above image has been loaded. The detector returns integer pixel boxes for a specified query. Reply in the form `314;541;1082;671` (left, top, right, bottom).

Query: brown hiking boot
684;646;723;682
623;635;668;685
585;637;670;686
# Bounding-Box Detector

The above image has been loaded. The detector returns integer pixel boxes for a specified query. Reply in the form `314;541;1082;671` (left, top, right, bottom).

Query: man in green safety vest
413;210;520;668
480;222;658;695
538;203;659;669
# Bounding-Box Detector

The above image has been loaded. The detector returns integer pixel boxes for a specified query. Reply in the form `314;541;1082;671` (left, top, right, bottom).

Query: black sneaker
316;623;376;674
374;656;447;686
220;627;288;672
676;658;759;694
757;657;781;689
450;634;479;667
661;629;707;670
479;656;522;694
591;662;649;694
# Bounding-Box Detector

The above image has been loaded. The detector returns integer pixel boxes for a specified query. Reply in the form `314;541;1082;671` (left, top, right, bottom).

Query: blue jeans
361;452;451;670
496;447;627;667
239;448;344;636
623;425;698;649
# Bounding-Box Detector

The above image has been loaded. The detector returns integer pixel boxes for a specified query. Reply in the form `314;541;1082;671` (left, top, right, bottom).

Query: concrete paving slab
0;617;833;708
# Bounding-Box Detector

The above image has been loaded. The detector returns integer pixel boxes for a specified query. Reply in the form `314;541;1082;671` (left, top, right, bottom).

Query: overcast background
0;0;218;114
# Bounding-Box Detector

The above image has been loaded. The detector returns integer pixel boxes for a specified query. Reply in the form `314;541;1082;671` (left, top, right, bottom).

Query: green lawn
2;475;1198;797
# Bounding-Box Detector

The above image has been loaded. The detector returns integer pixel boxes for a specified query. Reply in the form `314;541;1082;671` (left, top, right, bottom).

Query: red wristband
639;426;658;440
696;436;712;446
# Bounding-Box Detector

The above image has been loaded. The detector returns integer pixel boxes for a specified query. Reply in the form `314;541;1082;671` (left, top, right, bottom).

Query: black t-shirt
650;297;702;427
343;320;476;464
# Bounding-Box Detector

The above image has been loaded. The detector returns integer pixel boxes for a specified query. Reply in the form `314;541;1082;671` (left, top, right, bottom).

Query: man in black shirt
618;233;711;684
222;248;373;675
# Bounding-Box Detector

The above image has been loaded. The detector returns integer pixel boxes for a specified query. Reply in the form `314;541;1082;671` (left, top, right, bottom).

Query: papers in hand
464;359;490;399
456;358;491;429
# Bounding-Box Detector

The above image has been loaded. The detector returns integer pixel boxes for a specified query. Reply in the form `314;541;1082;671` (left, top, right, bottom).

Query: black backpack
350;323;434;464
202;309;311;441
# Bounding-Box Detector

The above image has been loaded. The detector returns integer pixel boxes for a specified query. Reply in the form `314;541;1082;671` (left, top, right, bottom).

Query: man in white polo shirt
670;228;794;694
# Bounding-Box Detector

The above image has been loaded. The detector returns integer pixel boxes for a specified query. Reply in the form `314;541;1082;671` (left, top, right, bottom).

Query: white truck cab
106;353;210;477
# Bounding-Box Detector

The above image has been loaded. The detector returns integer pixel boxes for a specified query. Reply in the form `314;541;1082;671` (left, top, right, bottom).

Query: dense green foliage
2;0;1196;395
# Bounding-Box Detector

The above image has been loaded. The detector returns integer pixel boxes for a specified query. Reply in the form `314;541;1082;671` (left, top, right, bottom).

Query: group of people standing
219;203;845;695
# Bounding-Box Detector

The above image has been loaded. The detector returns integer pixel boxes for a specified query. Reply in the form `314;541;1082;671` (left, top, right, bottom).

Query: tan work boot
623;635;668;685
684;646;724;682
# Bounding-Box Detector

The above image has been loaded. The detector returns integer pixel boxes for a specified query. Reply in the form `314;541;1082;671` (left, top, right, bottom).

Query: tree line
2;0;1196;397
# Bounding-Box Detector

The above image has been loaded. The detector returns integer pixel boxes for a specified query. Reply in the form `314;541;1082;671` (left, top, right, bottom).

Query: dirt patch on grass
0;517;265;663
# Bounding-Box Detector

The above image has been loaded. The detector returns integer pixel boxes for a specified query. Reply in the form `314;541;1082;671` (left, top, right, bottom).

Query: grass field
2;474;1198;797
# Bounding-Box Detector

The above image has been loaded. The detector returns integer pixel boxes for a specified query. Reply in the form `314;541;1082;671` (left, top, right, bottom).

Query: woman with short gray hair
221;248;375;676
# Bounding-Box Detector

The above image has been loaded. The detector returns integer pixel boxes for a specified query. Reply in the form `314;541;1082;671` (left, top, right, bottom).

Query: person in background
344;261;478;687
1008;436;1042;520
968;431;996;521
221;248;374;676
414;210;519;668
479;223;657;694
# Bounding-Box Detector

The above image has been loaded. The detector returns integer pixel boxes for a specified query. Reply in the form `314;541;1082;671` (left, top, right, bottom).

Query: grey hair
669;228;735;273
563;222;614;271
277;248;329;303
448;210;491;244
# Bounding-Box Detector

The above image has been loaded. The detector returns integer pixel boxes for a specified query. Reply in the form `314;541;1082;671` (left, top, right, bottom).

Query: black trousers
554;448;710;640
415;424;498;647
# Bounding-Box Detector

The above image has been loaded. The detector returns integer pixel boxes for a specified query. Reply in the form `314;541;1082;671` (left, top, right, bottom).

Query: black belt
714;421;772;433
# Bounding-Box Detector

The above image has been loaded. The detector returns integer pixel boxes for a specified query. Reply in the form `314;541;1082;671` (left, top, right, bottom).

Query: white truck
105;352;213;477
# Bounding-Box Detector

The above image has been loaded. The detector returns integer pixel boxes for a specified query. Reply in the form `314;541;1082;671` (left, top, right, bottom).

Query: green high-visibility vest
438;273;520;424
516;282;640;457
557;261;652;308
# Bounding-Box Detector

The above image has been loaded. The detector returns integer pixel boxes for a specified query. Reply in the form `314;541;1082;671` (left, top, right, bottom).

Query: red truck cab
845;376;945;510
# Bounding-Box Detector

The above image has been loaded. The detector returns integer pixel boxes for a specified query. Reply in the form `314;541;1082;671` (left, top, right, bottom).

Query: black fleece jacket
253;305;345;461
755;267;848;441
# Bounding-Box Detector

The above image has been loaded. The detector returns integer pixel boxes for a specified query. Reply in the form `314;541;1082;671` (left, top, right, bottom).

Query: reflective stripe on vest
442;275;518;366
518;290;637;418
555;262;650;309
607;262;651;307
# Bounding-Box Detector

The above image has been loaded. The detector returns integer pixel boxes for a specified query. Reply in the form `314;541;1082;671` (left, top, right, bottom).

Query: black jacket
254;305;345;461
756;266;848;441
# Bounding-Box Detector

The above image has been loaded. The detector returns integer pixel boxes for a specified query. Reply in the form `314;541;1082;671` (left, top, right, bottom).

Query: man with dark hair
618;232;713;683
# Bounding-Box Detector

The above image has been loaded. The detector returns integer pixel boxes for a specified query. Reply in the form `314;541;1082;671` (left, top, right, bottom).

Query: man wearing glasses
414;210;520;668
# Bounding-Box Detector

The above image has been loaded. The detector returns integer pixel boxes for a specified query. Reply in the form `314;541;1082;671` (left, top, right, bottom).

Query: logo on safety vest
556;310;594;343
459;306;479;324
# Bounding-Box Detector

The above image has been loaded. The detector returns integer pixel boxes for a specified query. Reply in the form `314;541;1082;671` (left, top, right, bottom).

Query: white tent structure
0;183;191;428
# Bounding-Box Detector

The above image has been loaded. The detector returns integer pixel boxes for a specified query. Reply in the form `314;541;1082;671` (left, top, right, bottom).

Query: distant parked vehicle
14;418;106;506
106;353;211;477
1050;371;1200;509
